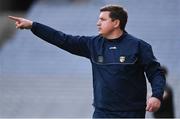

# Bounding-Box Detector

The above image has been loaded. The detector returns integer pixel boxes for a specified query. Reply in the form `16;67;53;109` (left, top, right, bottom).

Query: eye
100;18;106;21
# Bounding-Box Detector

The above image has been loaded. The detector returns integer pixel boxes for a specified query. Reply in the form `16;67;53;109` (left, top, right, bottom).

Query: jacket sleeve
31;22;91;58
139;40;166;102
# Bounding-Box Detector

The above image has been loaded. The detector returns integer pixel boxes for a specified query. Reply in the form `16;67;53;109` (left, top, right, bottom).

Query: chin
98;31;103;36
98;32;103;36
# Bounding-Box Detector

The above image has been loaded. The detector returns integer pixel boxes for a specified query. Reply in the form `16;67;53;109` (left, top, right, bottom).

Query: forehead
99;11;111;18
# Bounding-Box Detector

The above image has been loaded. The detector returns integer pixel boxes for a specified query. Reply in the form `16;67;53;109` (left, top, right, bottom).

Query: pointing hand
8;16;33;29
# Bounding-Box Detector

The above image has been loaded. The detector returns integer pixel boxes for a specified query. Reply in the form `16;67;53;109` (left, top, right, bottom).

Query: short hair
100;5;128;31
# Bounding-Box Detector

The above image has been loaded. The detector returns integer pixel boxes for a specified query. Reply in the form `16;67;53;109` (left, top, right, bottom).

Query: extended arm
9;16;91;58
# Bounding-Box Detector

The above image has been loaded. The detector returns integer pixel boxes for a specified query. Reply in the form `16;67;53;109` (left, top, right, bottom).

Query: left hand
146;97;161;112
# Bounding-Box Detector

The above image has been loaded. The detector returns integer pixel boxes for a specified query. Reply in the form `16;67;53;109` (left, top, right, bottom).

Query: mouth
97;27;101;31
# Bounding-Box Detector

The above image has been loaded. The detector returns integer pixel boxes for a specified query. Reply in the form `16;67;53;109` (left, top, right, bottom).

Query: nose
97;20;101;26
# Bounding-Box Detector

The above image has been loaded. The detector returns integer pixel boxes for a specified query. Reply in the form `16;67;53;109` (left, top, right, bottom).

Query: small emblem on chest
120;56;126;63
98;56;104;63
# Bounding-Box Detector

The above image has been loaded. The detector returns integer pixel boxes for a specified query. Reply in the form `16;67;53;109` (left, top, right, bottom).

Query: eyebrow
99;17;106;20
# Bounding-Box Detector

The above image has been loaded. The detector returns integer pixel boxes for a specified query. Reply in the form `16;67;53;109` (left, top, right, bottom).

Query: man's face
97;11;115;37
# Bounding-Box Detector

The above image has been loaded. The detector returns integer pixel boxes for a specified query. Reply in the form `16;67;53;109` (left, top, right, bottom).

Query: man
9;4;165;118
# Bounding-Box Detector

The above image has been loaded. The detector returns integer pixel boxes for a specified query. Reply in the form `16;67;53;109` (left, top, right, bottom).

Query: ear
113;20;120;28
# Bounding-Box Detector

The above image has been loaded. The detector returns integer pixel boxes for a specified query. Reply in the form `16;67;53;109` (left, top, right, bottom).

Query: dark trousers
93;108;146;118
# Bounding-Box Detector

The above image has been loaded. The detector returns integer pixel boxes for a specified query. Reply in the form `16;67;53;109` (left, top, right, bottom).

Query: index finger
8;16;21;22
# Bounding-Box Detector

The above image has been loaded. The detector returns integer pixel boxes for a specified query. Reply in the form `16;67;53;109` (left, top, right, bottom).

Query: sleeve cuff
31;22;37;32
151;94;163;102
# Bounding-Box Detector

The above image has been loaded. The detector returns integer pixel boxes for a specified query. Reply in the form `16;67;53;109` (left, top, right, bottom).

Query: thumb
16;22;24;29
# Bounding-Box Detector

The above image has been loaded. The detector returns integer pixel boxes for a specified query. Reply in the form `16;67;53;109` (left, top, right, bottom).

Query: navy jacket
31;22;166;111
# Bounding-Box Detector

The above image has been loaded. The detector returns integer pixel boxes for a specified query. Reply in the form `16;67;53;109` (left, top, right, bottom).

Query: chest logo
120;56;126;63
98;56;104;63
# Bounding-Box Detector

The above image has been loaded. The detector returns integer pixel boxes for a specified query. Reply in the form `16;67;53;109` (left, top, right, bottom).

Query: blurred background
0;0;179;118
